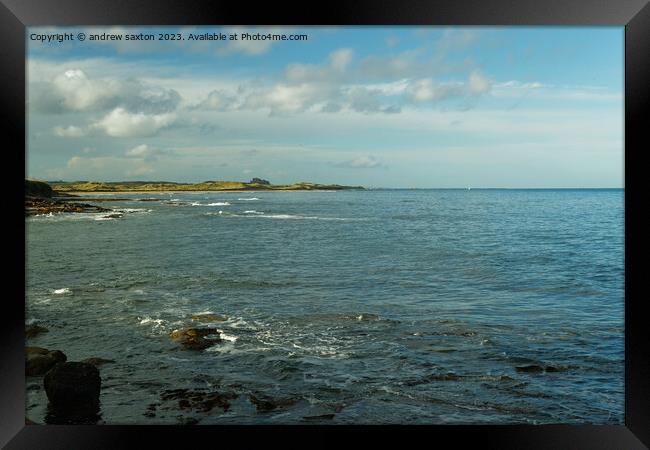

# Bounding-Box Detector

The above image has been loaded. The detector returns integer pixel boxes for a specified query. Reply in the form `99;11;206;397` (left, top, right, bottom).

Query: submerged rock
25;347;66;376
303;413;336;421
191;313;228;322
248;393;299;412
81;357;115;367
341;313;381;322
170;328;221;350
515;364;564;374
160;388;237;412
25;324;49;338
177;416;200;425
44;362;101;422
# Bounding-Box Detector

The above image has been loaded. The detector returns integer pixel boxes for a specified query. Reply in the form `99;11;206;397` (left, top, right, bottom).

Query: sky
26;26;624;188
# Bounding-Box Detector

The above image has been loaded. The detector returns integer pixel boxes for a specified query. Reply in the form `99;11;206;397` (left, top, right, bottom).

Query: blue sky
26;26;623;188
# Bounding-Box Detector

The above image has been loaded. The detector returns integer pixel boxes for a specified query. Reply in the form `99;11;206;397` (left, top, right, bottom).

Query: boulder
25;347;66;376
44;362;101;414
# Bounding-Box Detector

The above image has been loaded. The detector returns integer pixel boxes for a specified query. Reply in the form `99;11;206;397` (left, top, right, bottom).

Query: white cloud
407;71;491;103
468;71;490;94
30;67;181;114
329;48;353;72
53;125;85;138
92;108;176;137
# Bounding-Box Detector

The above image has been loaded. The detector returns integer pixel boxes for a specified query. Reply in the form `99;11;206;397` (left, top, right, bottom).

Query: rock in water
25;324;49;338
170;328;221;350
190;313;228;322
25;347;66;376
44;362;101;417
81;357;115;367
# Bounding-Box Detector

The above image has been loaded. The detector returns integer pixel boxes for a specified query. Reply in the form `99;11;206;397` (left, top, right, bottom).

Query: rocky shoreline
25;179;113;217
25;197;112;217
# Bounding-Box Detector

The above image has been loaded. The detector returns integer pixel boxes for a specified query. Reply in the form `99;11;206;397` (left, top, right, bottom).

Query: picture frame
3;0;647;447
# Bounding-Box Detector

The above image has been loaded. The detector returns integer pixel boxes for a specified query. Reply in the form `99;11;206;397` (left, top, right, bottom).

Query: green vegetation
48;180;364;192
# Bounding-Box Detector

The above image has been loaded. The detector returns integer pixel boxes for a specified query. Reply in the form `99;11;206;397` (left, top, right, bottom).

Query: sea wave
206;212;358;221
238;197;260;201
53;288;71;295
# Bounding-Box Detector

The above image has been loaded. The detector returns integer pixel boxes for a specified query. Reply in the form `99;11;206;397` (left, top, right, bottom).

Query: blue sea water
25;189;624;424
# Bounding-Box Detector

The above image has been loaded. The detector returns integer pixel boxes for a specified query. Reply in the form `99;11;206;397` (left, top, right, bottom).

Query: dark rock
515;365;545;373
303;413;335;421
25;179;53;198
25;347;67;376
44;362;101;416
103;213;123;219
249;393;299;412
160;389;236;412
177;416;200;425
25;324;49;338
81;357;115;367
25;197;112;216
249;178;270;185
170;328;221;350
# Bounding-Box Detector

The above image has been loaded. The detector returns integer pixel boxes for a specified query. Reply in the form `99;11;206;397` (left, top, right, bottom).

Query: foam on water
238;197;260;201
53;288;71;294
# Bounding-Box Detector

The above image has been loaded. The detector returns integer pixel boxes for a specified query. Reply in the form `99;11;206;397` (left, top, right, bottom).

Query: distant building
249;178;270;185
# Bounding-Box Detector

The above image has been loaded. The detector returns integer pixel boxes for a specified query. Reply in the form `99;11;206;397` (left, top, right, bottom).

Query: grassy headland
48;180;365;192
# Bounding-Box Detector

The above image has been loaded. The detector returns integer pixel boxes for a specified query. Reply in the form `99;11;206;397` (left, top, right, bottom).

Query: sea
25;188;625;424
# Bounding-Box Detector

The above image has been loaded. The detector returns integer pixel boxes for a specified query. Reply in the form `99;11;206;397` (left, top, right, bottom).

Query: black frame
3;0;648;448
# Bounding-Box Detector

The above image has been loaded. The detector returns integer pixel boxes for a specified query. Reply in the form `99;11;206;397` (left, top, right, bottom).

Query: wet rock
303;413;335;421
191;314;228;322
248;393;299;412
25;197;112;216
515;364;566;374
43;362;101;423
170;328;221;351
81;357;115;367
160;388;237;412
516;365;547;373
25;347;67;376
25;324;49;338
103;213;123;219
177;416;200;425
